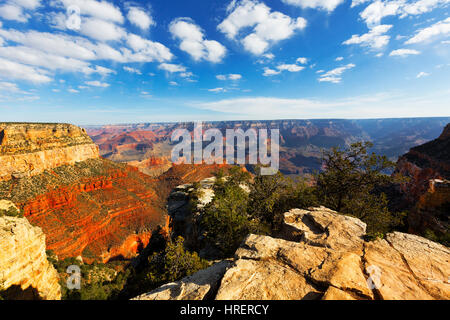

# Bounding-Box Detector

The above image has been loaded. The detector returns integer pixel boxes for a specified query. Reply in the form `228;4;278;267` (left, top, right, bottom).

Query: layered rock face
0;123;172;263
0;123;99;181
395;124;449;236
135;207;450;300
0;201;61;300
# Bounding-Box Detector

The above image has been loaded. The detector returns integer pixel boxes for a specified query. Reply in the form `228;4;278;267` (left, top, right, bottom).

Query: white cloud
169;81;178;86
318;63;355;83
0;4;29;22
218;0;307;55
351;0;370;7
389;48;421;56
400;0;450;17
277;64;305;72
193;91;450;119
125;33;173;62
68;88;79;93
296;57;308;64
9;0;41;9
158;63;186;73
343;24;392;49
0;57;51;83
263;62;305;76
281;0;344;12
208;87;226;93
217;74;242;80
360;0;402;27
416;71;430;78
123;66;142;74
85;80;109;87
57;0;124;23
335;56;344;61
0;81;21;92
170;18;226;63
263;67;281;76
360;0;450;27
405;17;450;44
127;7;154;31
79;18;126;41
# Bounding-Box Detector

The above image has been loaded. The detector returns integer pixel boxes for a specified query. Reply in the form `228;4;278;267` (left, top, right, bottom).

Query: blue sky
0;0;449;124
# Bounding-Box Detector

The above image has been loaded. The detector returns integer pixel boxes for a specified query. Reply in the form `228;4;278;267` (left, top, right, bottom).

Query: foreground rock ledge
133;207;450;300
0;201;61;300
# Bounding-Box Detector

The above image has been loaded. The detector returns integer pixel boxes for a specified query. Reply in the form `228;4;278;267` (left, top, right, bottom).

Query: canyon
87;117;450;176
0;123;223;264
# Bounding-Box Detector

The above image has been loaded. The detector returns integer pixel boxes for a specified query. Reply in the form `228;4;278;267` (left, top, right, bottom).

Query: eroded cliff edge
0;123;99;181
0;123;169;263
134;207;449;300
0;201;61;300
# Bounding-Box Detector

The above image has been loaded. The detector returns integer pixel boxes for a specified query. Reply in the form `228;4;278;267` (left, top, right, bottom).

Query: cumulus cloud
360;0;449;27
170;18;226;63
127;7;154;31
218;0;307;55
158;63;186;73
389;48;421;56
281;0;345;12
360;1;402;27
296;57;308;64
0;4;30;22
335;56;344;61
56;0;124;23
79;18;126;41
263;62;305;76
318;63;355;83
343;24;392;49
405;17;450;44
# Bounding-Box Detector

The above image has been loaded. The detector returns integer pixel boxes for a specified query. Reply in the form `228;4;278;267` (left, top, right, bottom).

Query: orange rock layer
15;164;166;263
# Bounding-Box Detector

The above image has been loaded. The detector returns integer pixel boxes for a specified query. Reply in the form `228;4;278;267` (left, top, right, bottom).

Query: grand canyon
0;0;449;307
0;118;449;301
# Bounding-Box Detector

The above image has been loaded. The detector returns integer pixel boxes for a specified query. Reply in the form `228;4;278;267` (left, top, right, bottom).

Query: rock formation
0;123;99;181
0;201;61;300
134;207;450;300
395;123;449;237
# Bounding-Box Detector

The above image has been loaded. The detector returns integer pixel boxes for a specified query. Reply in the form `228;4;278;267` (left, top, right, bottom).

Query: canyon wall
0;201;61;300
0;123;99;181
395;123;449;237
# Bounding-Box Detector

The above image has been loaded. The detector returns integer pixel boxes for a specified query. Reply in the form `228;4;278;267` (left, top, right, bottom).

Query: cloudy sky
0;0;449;124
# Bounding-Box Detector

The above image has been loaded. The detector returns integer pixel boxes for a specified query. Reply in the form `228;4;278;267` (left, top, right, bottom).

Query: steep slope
0;123;99;181
0;123;169;263
134;207;450;300
395;124;449;238
0;201;61;300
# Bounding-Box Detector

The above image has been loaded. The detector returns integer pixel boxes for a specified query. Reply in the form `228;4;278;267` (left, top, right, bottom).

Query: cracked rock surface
134;207;450;300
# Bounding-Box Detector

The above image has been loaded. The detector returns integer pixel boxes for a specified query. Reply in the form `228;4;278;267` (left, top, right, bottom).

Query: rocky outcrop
0;123;99;181
132;260;232;300
0;201;61;300
394;124;449;237
134;207;450;300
